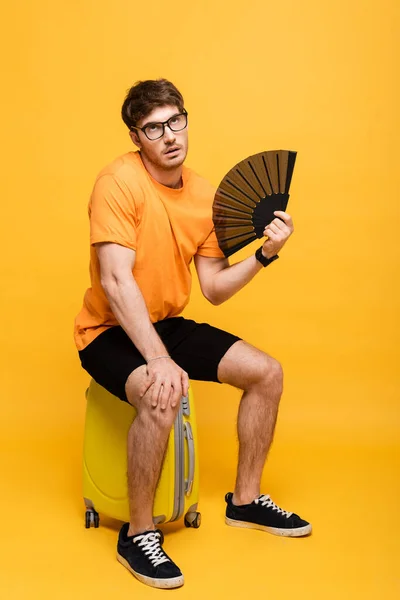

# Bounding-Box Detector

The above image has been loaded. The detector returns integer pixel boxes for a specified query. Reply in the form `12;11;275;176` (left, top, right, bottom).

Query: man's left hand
262;211;294;259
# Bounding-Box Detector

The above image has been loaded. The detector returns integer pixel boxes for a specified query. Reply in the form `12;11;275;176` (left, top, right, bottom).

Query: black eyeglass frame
130;109;188;141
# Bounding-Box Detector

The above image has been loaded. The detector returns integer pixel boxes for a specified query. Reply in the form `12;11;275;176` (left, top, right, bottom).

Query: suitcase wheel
184;511;201;529
85;508;100;529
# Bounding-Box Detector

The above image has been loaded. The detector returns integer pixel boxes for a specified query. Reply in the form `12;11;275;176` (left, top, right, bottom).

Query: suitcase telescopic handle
184;421;195;496
182;395;190;416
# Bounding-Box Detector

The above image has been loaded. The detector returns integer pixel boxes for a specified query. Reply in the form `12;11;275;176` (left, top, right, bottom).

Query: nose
163;125;176;143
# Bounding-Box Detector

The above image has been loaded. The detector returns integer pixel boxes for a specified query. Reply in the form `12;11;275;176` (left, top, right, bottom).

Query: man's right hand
142;357;189;410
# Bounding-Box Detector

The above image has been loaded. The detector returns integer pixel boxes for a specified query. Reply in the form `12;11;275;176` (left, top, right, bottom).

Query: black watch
255;246;279;267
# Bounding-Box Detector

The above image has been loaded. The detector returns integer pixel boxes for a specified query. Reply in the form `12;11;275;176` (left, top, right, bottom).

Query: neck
139;152;183;189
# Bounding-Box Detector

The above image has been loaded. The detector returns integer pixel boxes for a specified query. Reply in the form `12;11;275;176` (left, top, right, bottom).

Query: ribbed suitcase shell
83;379;200;527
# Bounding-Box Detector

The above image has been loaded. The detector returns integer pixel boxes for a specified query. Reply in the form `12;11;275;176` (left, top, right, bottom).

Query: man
74;79;311;590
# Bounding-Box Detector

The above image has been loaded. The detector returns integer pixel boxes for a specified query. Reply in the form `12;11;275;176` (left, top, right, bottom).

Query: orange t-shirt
74;151;224;351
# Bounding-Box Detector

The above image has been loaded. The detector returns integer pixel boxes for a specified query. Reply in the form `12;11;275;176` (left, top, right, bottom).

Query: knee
125;366;148;407
125;369;180;431
268;357;283;383
254;355;283;391
140;398;180;432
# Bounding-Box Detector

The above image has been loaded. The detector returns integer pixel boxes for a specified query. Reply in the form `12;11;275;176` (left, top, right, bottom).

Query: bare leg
124;366;179;536
218;341;283;505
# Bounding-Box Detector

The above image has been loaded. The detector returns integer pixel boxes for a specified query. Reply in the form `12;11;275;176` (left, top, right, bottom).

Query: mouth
165;147;180;155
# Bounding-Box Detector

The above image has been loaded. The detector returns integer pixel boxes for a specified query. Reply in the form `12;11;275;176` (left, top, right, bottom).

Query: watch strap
255;246;279;267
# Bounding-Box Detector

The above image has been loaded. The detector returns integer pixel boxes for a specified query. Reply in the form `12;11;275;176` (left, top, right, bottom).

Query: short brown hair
121;79;184;130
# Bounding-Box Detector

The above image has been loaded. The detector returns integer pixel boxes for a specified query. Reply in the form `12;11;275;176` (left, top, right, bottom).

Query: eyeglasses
131;110;188;141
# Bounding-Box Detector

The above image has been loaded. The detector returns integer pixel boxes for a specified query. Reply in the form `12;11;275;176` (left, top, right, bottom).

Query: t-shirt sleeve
196;226;225;258
89;174;137;250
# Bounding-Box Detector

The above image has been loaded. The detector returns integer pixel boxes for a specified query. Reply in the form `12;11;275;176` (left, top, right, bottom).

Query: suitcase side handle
184;421;195;496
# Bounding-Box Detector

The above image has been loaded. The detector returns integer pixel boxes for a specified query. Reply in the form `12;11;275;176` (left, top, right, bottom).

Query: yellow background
1;0;399;598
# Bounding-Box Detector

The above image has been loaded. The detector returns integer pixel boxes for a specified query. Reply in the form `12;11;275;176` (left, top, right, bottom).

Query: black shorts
78;317;241;403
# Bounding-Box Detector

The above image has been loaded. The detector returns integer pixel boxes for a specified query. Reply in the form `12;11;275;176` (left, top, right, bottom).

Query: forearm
210;254;264;305
102;276;167;361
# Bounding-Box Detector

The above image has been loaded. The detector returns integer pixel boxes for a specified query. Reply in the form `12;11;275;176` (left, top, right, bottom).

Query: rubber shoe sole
225;516;312;537
117;553;184;589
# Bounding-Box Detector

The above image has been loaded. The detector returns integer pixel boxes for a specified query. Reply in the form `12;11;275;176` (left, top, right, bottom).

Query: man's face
130;104;189;171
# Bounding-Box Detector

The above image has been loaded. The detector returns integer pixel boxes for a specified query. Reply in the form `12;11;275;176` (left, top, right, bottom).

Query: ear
129;130;141;149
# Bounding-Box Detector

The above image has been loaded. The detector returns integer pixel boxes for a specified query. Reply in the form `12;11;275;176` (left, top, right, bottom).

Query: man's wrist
261;247;276;260
147;355;171;364
255;246;279;267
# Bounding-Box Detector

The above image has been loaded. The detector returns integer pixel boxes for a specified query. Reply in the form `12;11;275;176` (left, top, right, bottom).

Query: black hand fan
212;149;297;258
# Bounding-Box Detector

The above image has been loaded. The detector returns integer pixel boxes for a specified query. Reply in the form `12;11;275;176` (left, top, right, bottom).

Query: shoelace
133;531;170;567
254;494;293;518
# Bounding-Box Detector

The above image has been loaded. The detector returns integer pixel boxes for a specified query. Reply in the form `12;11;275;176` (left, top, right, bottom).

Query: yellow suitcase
82;379;201;529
